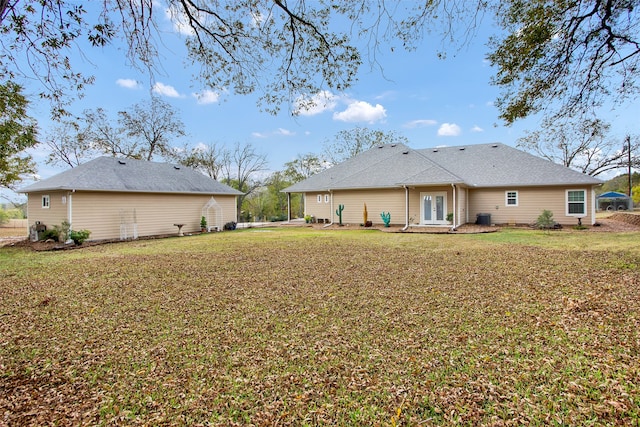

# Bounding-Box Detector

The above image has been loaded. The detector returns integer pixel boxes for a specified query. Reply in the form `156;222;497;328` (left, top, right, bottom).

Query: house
283;143;602;228
20;157;243;241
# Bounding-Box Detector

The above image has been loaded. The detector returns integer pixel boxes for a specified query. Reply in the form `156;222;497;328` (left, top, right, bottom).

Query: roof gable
284;143;463;192
19;157;243;195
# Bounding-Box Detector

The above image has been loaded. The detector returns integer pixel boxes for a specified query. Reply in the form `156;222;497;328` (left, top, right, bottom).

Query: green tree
323;127;409;164
1;1;638;128
489;1;640;125
632;185;640;205
283;153;326;182
0;82;38;190
283;153;325;218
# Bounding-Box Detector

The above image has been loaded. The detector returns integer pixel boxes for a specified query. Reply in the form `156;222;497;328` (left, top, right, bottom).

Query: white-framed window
566;189;586;216
324;194;329;203
42;195;50;209
317;194;322;203
505;191;518;206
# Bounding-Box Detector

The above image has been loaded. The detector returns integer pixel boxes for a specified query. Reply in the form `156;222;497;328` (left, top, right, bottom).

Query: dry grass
1;228;639;426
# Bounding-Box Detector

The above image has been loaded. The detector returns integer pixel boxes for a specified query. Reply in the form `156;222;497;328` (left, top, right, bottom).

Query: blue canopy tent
597;191;632;211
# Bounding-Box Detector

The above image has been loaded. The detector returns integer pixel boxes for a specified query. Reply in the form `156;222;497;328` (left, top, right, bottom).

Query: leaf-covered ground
1;228;639;426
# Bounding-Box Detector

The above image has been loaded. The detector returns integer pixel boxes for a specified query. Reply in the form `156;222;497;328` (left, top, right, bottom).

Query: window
567;190;586;216
505;191;518;206
324;194;329;203
42;195;50;209
317;194;322;203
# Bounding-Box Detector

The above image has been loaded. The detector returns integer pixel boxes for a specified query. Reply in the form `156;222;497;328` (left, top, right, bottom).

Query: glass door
421;192;447;225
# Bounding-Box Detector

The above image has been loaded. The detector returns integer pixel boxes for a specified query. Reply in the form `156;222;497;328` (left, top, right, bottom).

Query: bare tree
283;153;326;182
220;142;268;221
118;97;185;161
177;143;225;180
44;98;185;166
517;116;639;177
45;121;93;168
323;127;409;164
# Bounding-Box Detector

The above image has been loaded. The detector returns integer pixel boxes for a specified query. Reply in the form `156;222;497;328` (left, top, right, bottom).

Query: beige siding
69;192;237;240
333;189;406;225
455;186;468;226
468;186;597;225
26;191;70;230
304;193;333;221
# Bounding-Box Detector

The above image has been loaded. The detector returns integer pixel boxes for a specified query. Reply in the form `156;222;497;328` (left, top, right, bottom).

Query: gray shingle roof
284;143;602;192
418;143;602;187
19;156;244;195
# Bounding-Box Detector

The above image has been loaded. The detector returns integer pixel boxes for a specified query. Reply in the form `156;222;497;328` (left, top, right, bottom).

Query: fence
1;219;28;228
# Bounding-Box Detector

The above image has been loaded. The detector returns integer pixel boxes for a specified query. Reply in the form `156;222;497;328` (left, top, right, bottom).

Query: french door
421;192;447;225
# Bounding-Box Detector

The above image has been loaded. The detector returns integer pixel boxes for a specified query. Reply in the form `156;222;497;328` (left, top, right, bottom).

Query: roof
19;156;244;195
284;142;602;192
597;191;630;199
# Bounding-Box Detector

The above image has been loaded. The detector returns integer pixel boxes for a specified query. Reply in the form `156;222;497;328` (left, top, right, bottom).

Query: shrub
40;229;59;242
535;210;559;229
53;221;71;242
224;221;237;231
69;229;91;245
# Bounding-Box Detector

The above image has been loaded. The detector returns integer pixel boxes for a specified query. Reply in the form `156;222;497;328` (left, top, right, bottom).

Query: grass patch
1;227;639;425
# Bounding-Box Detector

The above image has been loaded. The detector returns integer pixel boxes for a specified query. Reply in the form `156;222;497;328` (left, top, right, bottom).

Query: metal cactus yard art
380;211;391;227
336;204;344;225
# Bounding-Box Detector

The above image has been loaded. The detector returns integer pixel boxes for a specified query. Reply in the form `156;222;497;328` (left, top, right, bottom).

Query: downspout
286;192;291;222
67;190;75;243
323;190;334;227
402;185;410;231
591;185;597;225
450;183;457;231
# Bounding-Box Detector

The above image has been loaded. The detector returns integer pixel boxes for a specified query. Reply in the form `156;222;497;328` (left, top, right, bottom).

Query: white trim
41;195;50;209
324;194;329;203
566;189;587;217
317;194;322;203
505;190;518;207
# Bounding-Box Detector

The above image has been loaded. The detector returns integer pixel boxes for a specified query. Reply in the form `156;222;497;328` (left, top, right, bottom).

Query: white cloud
437;123;462;137
276;128;295;136
116;78;140;89
374;90;397;100
294;91;338;116
471;125;484;133
333;101;387;124
164;5;195;35
251;128;295;138
404;119;437;128
193;90;220;105
152;82;182;98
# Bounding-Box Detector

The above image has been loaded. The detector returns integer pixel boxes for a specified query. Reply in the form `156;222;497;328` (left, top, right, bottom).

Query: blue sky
5;4;636;201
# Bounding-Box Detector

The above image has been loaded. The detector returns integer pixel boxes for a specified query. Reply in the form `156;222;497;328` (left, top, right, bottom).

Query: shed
19;157;243;241
597;191;632;211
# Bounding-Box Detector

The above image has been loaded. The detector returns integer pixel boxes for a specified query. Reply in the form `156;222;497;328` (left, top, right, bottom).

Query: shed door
421;192;447;225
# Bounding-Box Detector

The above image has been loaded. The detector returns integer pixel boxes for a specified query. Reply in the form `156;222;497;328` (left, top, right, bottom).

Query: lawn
1;228;639;425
